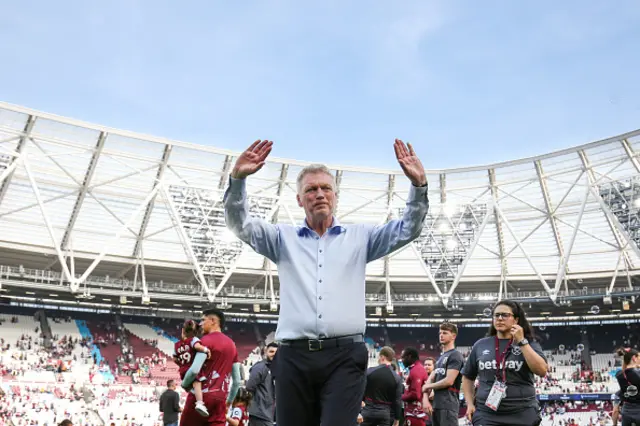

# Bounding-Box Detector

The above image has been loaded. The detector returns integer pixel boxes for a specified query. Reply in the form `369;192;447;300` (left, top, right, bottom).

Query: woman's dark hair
233;387;253;407
487;299;536;340
183;319;198;339
617;347;639;367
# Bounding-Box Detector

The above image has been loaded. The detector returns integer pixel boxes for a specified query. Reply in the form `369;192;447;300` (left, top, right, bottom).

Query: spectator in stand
613;347;640;426
461;300;547;426
160;379;181;426
224;139;428;426
246;343;277;426
402;346;429;426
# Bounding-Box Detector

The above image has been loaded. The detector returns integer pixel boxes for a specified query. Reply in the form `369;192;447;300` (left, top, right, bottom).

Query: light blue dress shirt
223;177;429;341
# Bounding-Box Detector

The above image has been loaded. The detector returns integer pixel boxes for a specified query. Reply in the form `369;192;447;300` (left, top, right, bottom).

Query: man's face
296;172;336;222
401;351;414;367
424;359;434;374
439;329;455;345
265;346;277;361
200;315;215;334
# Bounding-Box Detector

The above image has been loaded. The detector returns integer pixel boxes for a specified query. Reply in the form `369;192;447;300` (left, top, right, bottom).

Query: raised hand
231;140;273;179
394;139;426;187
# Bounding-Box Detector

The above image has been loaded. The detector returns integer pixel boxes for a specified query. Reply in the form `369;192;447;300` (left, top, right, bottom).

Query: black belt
280;334;364;352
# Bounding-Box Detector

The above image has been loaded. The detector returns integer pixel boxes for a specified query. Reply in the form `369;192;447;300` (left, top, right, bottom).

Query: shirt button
319;264;322;267
318;315;322;319
315;236;319;240
319;249;323;253
319;279;322;283
319;296;323;300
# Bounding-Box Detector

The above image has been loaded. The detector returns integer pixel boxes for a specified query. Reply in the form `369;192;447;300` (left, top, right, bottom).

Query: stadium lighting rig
166;184;278;300
401;202;488;296
598;176;640;251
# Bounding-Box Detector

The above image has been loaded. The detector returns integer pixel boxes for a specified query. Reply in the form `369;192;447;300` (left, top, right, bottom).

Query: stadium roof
1;101;640;308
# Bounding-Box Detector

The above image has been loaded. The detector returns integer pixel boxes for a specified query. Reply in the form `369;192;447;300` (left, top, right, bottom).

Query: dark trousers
472;407;541;426
272;341;368;426
249;417;273;426
622;415;640;426
361;407;390;426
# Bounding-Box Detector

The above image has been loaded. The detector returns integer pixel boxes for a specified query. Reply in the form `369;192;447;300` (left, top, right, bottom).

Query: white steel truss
0;101;639;303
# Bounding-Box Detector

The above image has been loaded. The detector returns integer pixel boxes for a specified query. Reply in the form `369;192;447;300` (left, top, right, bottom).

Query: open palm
231;140;273;179
394;139;426;186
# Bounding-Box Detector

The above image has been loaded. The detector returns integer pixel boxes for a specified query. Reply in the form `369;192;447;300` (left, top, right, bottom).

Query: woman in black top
461;300;548;426
614;347;640;426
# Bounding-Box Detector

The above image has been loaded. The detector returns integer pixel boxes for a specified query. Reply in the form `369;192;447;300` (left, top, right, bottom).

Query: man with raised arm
180;308;242;426
223;139;429;426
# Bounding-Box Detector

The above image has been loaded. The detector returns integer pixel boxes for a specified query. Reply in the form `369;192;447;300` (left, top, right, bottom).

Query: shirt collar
297;216;346;237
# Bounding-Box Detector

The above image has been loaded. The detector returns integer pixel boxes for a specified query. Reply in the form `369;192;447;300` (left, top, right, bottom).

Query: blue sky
1;1;639;170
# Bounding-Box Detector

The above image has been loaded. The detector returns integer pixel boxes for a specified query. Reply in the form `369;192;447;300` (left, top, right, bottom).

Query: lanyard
494;336;513;383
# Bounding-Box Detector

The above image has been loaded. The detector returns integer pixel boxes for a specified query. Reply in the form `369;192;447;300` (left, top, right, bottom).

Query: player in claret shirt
461;300;547;426
401;347;428;426
173;319;212;417
180;308;242;426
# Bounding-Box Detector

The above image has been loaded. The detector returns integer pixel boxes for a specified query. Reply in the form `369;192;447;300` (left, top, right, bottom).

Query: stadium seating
0;306;630;425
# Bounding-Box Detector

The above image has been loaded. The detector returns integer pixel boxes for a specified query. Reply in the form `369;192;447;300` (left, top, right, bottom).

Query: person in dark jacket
247;343;278;426
614;347;640;426
359;346;403;426
159;379;182;426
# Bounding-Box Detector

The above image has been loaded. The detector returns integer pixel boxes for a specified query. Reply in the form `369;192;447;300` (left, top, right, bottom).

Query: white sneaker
195;400;209;417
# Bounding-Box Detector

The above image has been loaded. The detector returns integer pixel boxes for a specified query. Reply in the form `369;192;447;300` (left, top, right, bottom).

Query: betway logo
434;368;446;375
478;360;524;372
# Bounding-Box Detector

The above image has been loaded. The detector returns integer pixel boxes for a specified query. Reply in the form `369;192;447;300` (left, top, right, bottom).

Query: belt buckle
308;339;322;351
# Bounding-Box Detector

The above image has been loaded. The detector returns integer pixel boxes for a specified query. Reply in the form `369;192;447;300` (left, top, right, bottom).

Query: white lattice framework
1;101;640;307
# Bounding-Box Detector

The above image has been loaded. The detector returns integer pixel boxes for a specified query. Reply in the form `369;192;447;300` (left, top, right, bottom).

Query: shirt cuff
408;182;428;200
228;176;247;195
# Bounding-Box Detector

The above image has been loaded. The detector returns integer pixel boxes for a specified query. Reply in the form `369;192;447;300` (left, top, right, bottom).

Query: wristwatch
517;338;529;347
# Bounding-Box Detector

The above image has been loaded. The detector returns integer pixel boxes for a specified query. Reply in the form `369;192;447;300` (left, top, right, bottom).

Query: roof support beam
535;160;569;296
214;205;280;297
493;201;554;299
446;209;493;298
578;150;635;270
621;139;640;174
161;185;213;301
0;115;35;206
61;131;107;250
488;169;508;280
262;164;288;270
333;169;343;215
383;174;396;307
218;155;234;190
132;144;172;257
74;183;163;292
535;160;565;260
552;181;590;295
23;159;74;286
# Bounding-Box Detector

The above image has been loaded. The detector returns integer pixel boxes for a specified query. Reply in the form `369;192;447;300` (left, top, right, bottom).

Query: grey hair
296;164;335;194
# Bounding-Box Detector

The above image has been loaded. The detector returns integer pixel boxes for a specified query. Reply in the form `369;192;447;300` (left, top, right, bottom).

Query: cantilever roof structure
1;101;640;307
